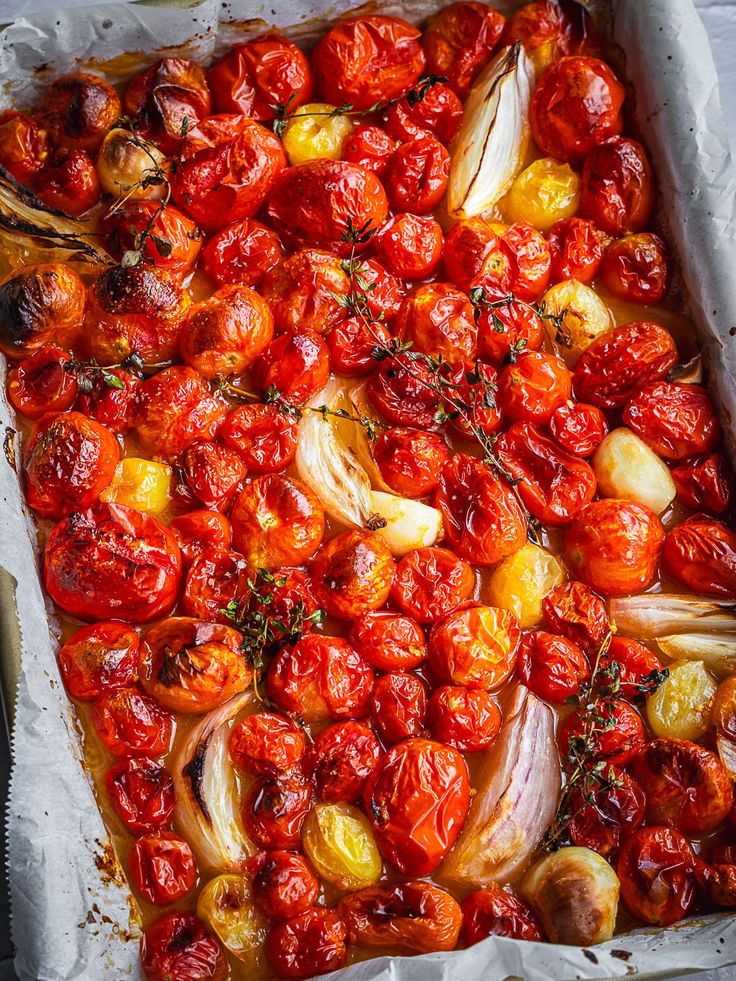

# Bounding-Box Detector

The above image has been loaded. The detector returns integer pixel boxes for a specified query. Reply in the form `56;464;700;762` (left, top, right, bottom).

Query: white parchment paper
1;0;736;978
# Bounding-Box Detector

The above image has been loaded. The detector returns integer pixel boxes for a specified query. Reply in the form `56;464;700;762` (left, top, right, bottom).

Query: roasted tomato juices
2;1;735;978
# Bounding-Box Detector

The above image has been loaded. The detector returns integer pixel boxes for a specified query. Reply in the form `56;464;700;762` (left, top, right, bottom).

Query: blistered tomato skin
219;404;297;474
363;737;470;876
140;912;225;981
248;851;319;922
371;672;427;744
580;136;655;236
229;712;306;777
243;768;313;850
618;827;697;926
384;137;450;214
498;350;572;425
134;366;225;461
251;330;329;407
549;402;609;457
673;453;735;515
350;611;427;671
58;622;139;701
428;686;502;752
44;503;182;623
517;630;589;704
92;686;174;758
169;512;231;565
559;698;645;767
129;831;197;906
328;317;392;377
503;0;599;72
36;149;101;216
368;354;443;431
177;442;245;510
261;248;350;335
201;218;281;287
600;232;669;304
391;547;475;624
373;428;448;498
542;580;611;655
77;370;141;435
476;299;544;366
662;516;736;598
462;887;543;944
429;604;520;691
568;766;645;859
266;908;348;979
183;548;251;623
0;110;49;185
39;72;121;152
547;217;604;284
385;82;463;144
7;346;77;420
0;263;86;360
374;213;444;282
124;58;212;153
396;282;476;363
623;382;721;461
597;635;663;700
103;201;202;277
343;124;398;176
307;720;382;803
423;2;506;97
105;757;175;836
473;221;551;301
310;529;395;621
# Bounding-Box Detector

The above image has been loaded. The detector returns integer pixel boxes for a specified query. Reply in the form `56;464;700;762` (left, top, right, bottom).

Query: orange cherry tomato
266;908;348;979
310;529;395;621
580;136;655;236
428;686;502;752
177;441;245;510
476;298;545;366
623;381;721;461
229;712;306;776
35;149;100;216
672;453;735;515
134;366;225;461
44;503;182;623
105;757;175;835
617;826;697;926
370;672;427;744
183;547;251;623
141;912;225;981
103;201;202;278
248;850;319;921
385;81;463;144
39;72;121;152
169;511;232;565
517;630;589;704
350;611;427;672
391;546;474;624
597;635;663;700
124;58;212;153
201;218;281;287
429;603;520;691
363;737;470;876
423;2;506;97
57;621;139;701
374;212;444;281
461;886;543;944
0;110;49;185
307;720;381;804
129;831;197;905
384;136;450;214
547;217;604;284
548;401;609;457
243;767;313;850
343;124;398;176
373;427;448;498
7;346;77;420
219;403;298;474
0;263;85;360
339;881;462;953
208;34;313;119
251;330;329;407
542;579;611;655
93;685;174;758
396;282;476;363
568;766;645;859
498;350;572;425
261;248;350;335
600;231;669;304
662;515;736;598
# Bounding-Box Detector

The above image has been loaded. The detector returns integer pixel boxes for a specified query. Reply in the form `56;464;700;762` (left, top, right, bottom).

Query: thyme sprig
468;288;573;353
63;351;148;393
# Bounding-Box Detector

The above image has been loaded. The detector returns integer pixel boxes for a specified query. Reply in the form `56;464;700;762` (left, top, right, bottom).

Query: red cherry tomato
93;686;174;758
662;515;736;598
547;217;604;284
229;712;306;776
44;504;182;623
134;366;225;461
367;353;442;431
517;630;589;704
617;826;697;926
123;57;212;152
559;697;645;767
385;81;464;144
105;757;175;836
129;831;196;905
530;55;624;162
423;2;506;97
243;767;313;850
208;34;313;119
351;258;404;322
428;686;502;752
597;635;664;700
261;246;351;335
0;110;49;185
549;401;609;457
373;212;444;281
384;137;450;214
327;316;392;377
177;441;245;510
493;222;551;301
140;912;225;981
623;382;721;461
58;621;139;700
76;368;142;434
306;720;381;804
36;149;100;216
363;737;470;876
40;72;121;152
170;511;232;565
266;908;348;980
350;611;427;672
542;580;611;655
343;124;398;176
313;15;425;110
568;766;645;858
498;350;572;425
103;201;201;277
0;262;85;360
249;567;320;646
580;136;655;236
373;427;448;498
461;886;543;944
476;298;545;366
371;671;427;744
247;851;319;923
7;346;77;419
672;453;736;515
444;361;501;440
201;218;281;287
219;404;297;474
429;603;520;691
183;547;251;623
391;547;475;624
310;529;395;621
251;330;329;407
600;232;669;304
503;0;599;68
443;217;510;294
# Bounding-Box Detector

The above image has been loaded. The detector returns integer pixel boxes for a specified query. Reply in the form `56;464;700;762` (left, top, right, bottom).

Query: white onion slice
717;734;736;781
610;593;736;638
369;490;443;556
657;633;736;678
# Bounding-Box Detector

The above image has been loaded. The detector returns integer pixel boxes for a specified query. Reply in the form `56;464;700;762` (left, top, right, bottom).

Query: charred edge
183;731;213;825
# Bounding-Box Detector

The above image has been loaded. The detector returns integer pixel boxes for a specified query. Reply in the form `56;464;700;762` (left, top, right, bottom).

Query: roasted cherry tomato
177;441;245;509
349;257;404;321
503;0;599;74
266;908;348;979
368;353;442;430
373;427;448;498
363;737;469;876
327;317;392;377
568;766;645;859
208;34;313;119
343;124;397;176
307;720;381;803
58;621;139;701
201;218;281;288
172;114;285;231
313;15;424;109
93;686;174;758
542;580;610;655
435;453;527;566
391;547;475;624
310;529;395;621
0;263;86;359
247;850;319;921
547;217;604;284
385;81;463;144
267;634;374;724
219;404;297;474
0;110;49;185
371;672;427;744
261;248;350;335
580;137;655;236
23;411;119;519
141;912;225;981
248;567;320;645
350;611;427;672
530;56;624;162
476;297;545;365
124;57;212;153
39;72;121;152
461;886;543;944
45;503;182;623
662;515;736;598
672;453;735;515
36;149;100;216
573;320;677;409
442;217;509;293
340;881;462;953
559;697;645;766
623;382;721;461
374;212;444;282
251;330;329;406
384;136;450;214
396;282;476;363
429;602;520;691
183;547;251;623
243;767;313;850
600;232;669;304
229;712;305;776
428;686;502;752
549;401;609;457
129;831;197;905
77;368;141;435
498;350;572;425
170;511;232;565
104;201;202;278
617;826;697;926
494;221;552;300
134;366;225;460
423;2;505;96
597;635;664;700
517;630;589;704
7;346;77;420
106;757;175;835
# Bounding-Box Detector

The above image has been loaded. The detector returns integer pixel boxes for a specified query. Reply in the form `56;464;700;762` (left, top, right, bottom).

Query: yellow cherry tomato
302;803;382;891
646;659;717;741
282;102;353;165
505;158;581;232
541;279;613;366
100;457;171;514
486;542;566;629
196;874;267;965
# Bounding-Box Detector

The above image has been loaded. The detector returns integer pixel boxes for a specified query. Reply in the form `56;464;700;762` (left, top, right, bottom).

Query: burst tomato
597;635;663;700
423;2;505;96
396;282;476;363
568;766;645;859
36;149;100;216
580;136;655;236
374;213;444;282
177;441;246;509
327;317;392;377
229;712;306;777
169;511;232;564
251;330;329;406
387;83;463;145
445;361;502;439
141;912;225;981
367;353;442;431
0;263;86;359
600;232;669;304
243;768;313;850
461;887;543;944
103;201;201;278
391;547;475;624
201;218;281;287
498;350;572;424
248;851;319;922
547;217;604;284
542;580;610;655
476;298;545;365
134;366;225;460
384;137;450;214
219;404;298;474
183;547;251;623
307;720;381;804
350;611;427;672
266;908;348;979
559;697;645;767
373;428;448;498
93;686;174;758
672;453;735;515
623;382;721;461
443;217;509;294
310;529;395;621
617;826;697;926
662;515;736;598
493;222;551;301
0;110;49;185
40;72;121;152
105;757;175;835
250;567;320;646
549;401;609;457
429;603;520;691
343;124;398;176
340;881;462;953
503;0;599;73
428;686;502;752
129;831;197;905
77;369;141;435
370;672;427;744
124;58;212;153
517;630;589;704
261;248;350;335
7;346;77;419
58;621;139;701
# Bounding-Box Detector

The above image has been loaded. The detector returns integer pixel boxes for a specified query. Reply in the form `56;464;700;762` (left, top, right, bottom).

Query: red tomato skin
124;58;212;153
7;346;77;420
0;110;49;185
559;697;645;767
327;317;392;377
597;635;663;700
662;515;736;598
503;0;600;64
36;149;100;216
306;720;381;803
201;217;281;287
374;213;444;281
350;611;427;672
568;766;645;859
623;382;721;461
343;124;398;176
599;232;669;304
384;137;450;214
423;2;506;97
219;403;297;474
129;831;197;905
140;912;225;981
373;428;448;498
476;299;544;366
266;908;348;980
310;529;395;621
549;401;609;457
58;621;139;701
183;547;251;624
105;757;175;835
547;217;604;284
385;82;463;144
0;262;86;360
251;330;329;407
40;72;121;153
170;511;231;565
498;350;572;425
92;686;174;758
580;136;655;236
229;712;306;776
428;686;502;752
134;366;226;461
77;369;141;435
672;453;735;515
517;630;589;704
242;768;313;850
391;547;475;624
247;850;319;921
617;826;697;926
367;353;443;431
103;201;202;277
491;222;551;301
443;217;508;293
444;361;501;440
44;503;182;623
461;887;543;944
542;580;611;655
371;671;427;744
177;441;246;510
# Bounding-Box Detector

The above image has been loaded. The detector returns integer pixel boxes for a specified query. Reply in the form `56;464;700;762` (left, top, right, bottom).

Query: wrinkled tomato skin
177;441;246;510
24;411;119;519
517;630;589;704
503;0;599;70
568;766;645;859
124;58;212;153
93;686;174;758
695;862;736;909
229;712;306;777
391;547;475;624
219;403;297;475
352;258;405;323
428;686;502;753
251;330;329;407
476;299;545;366
549;401;609;457
310;529;395;621
445;361;501;439
435;453;527;566
572;320;678;409
542;580;611;655
36;149;100;216
138;617;250;714
363;737;470;876
385;82;463;144
327;317;392;377
443;217;508;294
267;634;374;724
343;124;398;176
44;503;182;623
0;110;49;185
307;720;382;804
172;114;285;231
559;697;645;767
580;136;655;236
373;428;449;498
631;738;734;835
243;767;313;850
600;232;669;304
262;248;350;335
547;217;604;284
250;568;320;646
461;887;543;944
374;213;444;282
350;611;427;672
134;366;226;461
498;350;572;425
530;56;624;162
663;515;736;598
0;262;86;360
169;512;232;565
598;635;663;700
201;218;281;287
40;72;121;152
339;881;463;953
617;826;697;926
103;201;202;278
672;453;735;515
429;603;520;691
423;2;506;97
266;908;348;980
230;474;325;569
208;34;313;119
490;222;551;301
129;831;197;906
140;912;225;981
371;672;427;744
564;498;664;597
77;369;141;434
313;15;425;110
384;137;450;214
58;621;139;701
496;421;597;525
105;757;175;836
248;851;319;922
7;346;77;420
368;353;442;431
267;159;388;257
183;547;251;623
623;382;721;461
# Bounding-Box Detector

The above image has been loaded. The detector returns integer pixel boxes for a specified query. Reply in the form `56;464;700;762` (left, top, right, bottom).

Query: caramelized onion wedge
610;593;736;638
447;42;534;219
173;691;257;872
369;491;443;557
440;685;560;888
657;633;736;678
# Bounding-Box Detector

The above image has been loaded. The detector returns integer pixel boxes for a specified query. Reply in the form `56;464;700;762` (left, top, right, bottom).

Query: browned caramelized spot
95;265;182;318
0;263;84;351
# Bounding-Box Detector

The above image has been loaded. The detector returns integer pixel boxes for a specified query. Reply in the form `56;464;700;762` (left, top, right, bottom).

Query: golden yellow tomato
282;103;353;166
646;659;717;740
302;803;382;891
100;457;171;514
505;158;581;231
486;543;566;629
196;874;267;965
541;279;613;365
